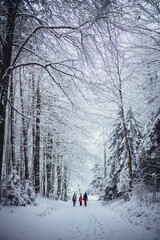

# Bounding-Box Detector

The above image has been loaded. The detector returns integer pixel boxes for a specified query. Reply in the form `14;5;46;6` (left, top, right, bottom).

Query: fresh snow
0;196;159;240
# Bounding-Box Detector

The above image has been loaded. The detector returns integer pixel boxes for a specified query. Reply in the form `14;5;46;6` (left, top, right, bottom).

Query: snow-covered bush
22;180;35;204
3;170;26;206
3;170;35;206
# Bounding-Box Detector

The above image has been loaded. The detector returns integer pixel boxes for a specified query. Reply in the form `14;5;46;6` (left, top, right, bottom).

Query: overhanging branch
7;98;31;119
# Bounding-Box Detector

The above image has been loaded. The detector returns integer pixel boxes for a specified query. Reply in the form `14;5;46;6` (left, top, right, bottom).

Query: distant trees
90;162;104;196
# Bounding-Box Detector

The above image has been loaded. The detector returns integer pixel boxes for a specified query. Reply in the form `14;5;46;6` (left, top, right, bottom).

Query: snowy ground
0;195;160;240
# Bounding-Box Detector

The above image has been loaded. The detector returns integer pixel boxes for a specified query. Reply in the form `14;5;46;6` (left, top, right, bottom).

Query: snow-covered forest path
0;196;158;240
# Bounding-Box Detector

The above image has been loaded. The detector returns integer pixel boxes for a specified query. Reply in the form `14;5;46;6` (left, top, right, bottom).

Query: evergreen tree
104;109;142;200
137;108;160;192
90;163;104;196
125;108;142;173
105;114;126;200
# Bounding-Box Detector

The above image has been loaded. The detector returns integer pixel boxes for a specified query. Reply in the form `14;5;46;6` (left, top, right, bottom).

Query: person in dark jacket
83;192;88;207
72;193;77;207
79;194;83;206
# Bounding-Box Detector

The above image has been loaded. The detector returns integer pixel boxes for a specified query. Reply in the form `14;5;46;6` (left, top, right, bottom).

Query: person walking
83;192;88;207
72;193;77;207
79;194;83;206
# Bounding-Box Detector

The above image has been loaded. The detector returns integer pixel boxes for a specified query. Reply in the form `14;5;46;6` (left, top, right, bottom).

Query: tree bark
62;164;68;201
56;155;62;198
32;70;36;167
42;145;46;197
118;78;132;192
34;86;41;194
104;141;107;179
0;0;21;199
10;71;16;167
19;67;29;181
46;162;52;197
46;133;53;197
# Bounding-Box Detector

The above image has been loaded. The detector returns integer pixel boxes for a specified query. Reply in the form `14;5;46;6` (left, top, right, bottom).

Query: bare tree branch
7;98;31;120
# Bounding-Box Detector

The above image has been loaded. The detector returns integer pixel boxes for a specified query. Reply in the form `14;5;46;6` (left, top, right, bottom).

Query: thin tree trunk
56;155;62;198
46;162;52;197
0;103;5;200
104;141;107;179
34;86;41;194
118;77;132;192
63;164;68;201
42;144;46;197
10;71;16;167
4;102;12;176
32;70;36;167
51;162;55;196
30;69;36;186
46;133;53;197
19;67;29;181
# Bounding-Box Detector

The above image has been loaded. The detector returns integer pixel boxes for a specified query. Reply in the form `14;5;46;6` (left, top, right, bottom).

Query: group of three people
72;192;88;207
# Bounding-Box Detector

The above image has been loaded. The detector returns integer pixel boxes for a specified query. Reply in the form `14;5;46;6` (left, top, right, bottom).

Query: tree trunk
0;103;5;200
42;145;46;197
34;86;41;194
30;69;36;186
10;72;16;167
32;70;36;167
19;67;29;181
46;162;52;197
56;155;62;198
0;0;21;200
51;162;55;196
62;164;68;201
104;141;107;179
46;133;53;197
118;78;132;192
4;102;12;176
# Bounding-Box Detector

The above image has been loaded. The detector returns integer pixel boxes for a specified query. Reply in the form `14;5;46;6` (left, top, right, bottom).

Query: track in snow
0;196;159;240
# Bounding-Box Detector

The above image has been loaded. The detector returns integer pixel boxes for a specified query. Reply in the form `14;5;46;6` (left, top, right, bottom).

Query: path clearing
0;196;159;240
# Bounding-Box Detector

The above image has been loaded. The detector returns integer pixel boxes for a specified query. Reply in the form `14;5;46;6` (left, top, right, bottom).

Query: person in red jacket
83;192;88;207
83;193;88;207
79;194;83;206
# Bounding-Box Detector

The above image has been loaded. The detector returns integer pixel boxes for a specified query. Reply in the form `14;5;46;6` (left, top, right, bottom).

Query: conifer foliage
90;163;104;196
2;170;35;206
104;108;142;200
137;108;160;192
